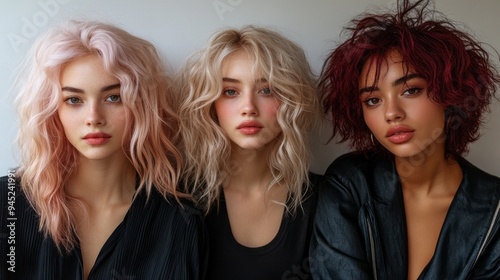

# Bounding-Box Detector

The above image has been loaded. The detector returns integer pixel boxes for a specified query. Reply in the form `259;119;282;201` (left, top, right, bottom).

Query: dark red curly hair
320;0;499;159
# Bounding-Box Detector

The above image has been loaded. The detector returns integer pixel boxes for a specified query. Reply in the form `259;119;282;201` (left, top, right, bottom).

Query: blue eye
224;89;237;96
65;97;81;104
260;87;272;94
106;95;121;102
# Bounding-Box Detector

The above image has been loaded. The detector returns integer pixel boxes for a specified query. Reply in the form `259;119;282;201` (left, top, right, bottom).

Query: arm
309;159;374;280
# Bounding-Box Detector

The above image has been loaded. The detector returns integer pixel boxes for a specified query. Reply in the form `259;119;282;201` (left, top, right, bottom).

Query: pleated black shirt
0;175;207;280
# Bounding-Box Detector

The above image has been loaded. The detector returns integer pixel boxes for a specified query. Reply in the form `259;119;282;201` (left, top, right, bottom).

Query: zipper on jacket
473;199;500;266
366;218;378;280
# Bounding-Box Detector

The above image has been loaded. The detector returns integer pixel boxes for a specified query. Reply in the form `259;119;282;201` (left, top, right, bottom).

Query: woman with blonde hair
178;25;320;279
0;20;206;279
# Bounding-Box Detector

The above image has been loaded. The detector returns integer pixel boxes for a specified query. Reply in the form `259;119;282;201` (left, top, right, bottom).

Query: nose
85;102;106;126
240;93;258;116
385;97;405;122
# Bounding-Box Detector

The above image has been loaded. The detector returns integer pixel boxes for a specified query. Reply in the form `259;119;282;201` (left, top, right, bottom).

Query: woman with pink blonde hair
0;20;206;279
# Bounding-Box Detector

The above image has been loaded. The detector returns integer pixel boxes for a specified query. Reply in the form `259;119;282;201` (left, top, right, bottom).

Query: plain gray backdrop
1;0;499;176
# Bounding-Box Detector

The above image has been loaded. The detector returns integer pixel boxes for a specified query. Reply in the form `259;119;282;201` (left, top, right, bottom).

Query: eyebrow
359;73;424;95
222;77;268;84
61;83;121;94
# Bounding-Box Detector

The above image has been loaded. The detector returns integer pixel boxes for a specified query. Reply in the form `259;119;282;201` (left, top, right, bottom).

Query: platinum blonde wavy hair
177;25;320;215
14;20;182;251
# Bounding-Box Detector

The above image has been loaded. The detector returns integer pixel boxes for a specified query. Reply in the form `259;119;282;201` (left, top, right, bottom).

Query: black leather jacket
310;152;500;279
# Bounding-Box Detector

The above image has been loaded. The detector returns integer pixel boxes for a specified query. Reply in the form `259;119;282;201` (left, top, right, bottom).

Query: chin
392;149;432;163
236;145;265;151
384;145;424;160
234;141;270;151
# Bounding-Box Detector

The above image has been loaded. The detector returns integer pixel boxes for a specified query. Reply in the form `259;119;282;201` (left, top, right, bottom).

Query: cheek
56;110;78;146
113;106;128;122
213;100;234;130
362;109;378;133
262;99;280;117
57;108;73;132
108;107;129;137
266;104;282;134
113;115;128;131
266;107;279;121
426;109;446;135
416;101;445;129
214;101;227;121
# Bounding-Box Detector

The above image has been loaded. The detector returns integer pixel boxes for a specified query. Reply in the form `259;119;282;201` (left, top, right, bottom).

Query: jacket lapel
420;157;500;279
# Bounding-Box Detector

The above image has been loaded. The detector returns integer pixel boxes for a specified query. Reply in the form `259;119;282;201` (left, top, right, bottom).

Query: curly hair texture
177;26;319;215
14;20;182;251
319;0;499;159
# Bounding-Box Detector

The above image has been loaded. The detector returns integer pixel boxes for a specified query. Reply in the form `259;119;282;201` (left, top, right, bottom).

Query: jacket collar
420;157;500;278
367;155;500;279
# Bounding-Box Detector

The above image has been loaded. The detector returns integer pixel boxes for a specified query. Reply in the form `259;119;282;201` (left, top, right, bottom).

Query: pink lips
385;125;414;144
237;121;263;135
83;132;111;145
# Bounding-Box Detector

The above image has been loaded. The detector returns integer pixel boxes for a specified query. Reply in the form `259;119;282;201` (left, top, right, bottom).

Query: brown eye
403;87;423;96
363;98;381;107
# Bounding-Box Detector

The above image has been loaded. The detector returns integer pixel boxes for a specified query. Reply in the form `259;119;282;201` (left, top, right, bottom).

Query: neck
67;155;137;206
224;143;287;206
395;146;462;196
226;144;274;192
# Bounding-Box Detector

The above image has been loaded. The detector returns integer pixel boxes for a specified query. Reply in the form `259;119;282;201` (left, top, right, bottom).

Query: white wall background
1;0;499;176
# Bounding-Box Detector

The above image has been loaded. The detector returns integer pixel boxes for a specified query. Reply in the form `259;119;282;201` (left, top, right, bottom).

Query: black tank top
205;173;320;280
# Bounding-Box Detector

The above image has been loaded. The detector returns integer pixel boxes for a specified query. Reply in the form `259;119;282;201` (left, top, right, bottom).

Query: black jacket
310;152;500;279
0;175;208;280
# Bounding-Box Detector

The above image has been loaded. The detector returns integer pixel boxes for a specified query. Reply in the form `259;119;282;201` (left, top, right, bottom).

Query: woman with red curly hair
310;0;500;279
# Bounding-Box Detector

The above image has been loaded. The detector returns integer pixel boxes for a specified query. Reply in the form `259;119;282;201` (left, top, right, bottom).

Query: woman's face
359;50;446;159
214;50;282;151
58;54;128;162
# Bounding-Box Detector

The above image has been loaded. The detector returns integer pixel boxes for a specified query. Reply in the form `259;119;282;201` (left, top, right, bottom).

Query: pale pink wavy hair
14;20;182;251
